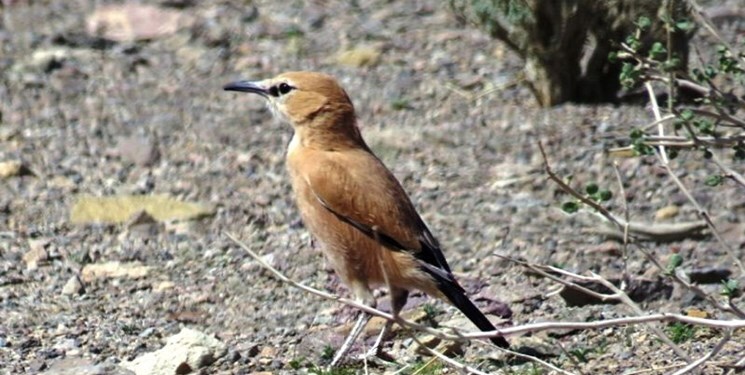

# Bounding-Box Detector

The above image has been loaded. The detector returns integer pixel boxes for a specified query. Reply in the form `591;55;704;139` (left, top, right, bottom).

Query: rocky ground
1;1;744;374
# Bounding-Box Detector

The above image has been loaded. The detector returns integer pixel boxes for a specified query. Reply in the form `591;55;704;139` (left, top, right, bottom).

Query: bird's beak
223;80;269;97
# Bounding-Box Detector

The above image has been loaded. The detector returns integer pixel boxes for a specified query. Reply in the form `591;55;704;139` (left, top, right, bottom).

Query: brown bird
224;71;509;363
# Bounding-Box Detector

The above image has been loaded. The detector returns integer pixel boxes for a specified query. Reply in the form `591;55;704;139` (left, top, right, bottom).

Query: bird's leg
329;285;375;368
330;310;370;367
366;287;409;358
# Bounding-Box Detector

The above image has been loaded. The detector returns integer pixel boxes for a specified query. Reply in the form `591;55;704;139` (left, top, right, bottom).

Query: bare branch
646;82;669;163
644;84;745;274
463;316;745;340
612;162;631;282
648;75;710;96
585;213;707;242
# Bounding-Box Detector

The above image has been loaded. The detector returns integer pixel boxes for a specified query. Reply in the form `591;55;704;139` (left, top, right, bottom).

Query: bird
224;71;509;364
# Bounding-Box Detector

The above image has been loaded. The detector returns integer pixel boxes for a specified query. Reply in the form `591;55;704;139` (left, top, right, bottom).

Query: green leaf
620;62;641;88
636;16;651;29
598;189;613;201
649;42;666;60
585;183;599;195
694;119;714;135
704;175;723;187
632;141;654;156
675;20;694;31
721;279;741;298
625;35;641;51
680;109;694;121
608;51;618;63
665;253;684;274
704;66;718;79
562;201;579;214
663;57;682;71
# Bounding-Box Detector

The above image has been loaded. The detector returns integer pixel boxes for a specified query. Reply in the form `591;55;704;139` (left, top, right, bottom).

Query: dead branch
644;84;745;274
580;213;708;242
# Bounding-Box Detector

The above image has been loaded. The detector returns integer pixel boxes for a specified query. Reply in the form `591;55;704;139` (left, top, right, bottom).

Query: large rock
81;261;151;282
41;357;134;375
124;328;227;375
86;4;193;42
70;194;215;225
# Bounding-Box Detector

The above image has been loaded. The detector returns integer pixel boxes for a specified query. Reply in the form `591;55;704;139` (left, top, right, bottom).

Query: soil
1;1;743;374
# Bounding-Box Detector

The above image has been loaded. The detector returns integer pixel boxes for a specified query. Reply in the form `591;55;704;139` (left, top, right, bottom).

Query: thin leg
330;310;370;367
330;284;376;368
366;287;409;357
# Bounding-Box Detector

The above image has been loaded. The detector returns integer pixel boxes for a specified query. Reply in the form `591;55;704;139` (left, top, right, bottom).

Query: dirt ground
1;1;744;374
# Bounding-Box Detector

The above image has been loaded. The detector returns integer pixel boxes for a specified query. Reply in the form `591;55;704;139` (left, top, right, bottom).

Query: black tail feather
439;283;510;349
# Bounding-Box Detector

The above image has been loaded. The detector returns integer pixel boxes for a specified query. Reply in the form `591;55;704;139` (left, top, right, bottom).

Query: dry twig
643;83;745;274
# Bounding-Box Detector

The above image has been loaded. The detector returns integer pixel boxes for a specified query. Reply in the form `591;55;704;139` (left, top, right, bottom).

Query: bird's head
224;71;356;129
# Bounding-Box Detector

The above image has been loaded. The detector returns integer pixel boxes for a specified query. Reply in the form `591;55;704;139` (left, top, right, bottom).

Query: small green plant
283;25;305;38
405;359;444;375
120;324;138;335
704;175;724;187
569;346;591;363
422;303;440;328
320;345;335;361
561;182;613;214
390;97;412;111
721;279;742;298
288;357;305;370
666;322;696;343
561;201;580;214
665;253;684;275
629;128;654;156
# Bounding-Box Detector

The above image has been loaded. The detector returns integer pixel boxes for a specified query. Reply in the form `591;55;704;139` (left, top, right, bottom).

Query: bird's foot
356;347;397;367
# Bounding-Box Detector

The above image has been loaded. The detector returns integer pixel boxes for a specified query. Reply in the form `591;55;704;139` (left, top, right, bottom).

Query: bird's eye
267;83;294;97
278;82;293;95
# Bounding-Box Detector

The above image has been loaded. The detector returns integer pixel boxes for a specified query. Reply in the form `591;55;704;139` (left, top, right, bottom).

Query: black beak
223;80;268;97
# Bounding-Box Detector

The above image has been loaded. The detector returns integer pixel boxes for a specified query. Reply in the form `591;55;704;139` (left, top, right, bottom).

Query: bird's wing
303;150;454;278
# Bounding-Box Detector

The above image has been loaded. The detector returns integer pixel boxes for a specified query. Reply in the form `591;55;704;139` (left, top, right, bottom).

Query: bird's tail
439;284;510;348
